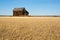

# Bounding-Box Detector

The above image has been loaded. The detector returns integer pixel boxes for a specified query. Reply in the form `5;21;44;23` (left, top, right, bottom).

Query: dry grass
0;17;60;40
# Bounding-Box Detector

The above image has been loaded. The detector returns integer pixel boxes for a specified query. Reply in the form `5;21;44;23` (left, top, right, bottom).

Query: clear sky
0;0;60;15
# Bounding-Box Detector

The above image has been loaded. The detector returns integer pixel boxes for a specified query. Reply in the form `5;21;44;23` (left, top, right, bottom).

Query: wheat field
0;17;60;40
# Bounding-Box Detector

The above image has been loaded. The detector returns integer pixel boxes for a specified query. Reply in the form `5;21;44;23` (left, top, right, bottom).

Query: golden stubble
0;17;60;40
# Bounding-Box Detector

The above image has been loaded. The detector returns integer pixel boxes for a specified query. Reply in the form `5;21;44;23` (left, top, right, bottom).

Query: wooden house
13;8;29;16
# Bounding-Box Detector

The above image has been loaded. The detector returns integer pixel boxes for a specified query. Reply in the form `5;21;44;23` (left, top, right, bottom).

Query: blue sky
0;0;60;15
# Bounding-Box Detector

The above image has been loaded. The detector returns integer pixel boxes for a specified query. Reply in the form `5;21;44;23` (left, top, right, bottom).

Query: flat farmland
0;17;60;40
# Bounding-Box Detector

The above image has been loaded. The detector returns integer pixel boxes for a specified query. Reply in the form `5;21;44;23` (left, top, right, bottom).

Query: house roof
13;8;25;11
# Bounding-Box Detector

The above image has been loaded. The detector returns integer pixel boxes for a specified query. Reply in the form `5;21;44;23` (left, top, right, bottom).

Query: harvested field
0;17;60;40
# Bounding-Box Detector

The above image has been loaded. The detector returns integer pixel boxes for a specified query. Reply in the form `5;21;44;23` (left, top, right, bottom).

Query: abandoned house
13;8;29;16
